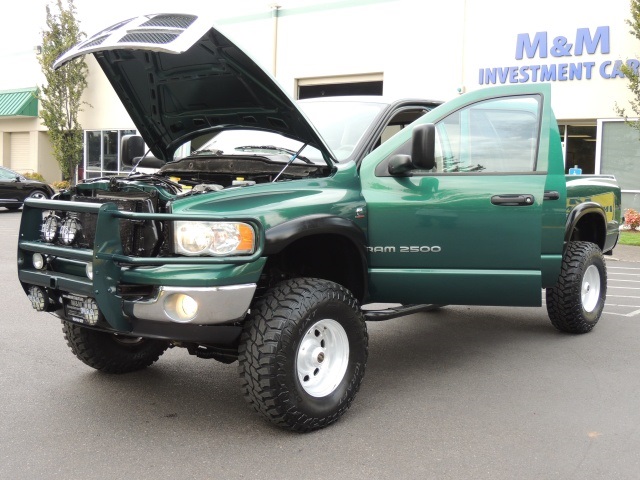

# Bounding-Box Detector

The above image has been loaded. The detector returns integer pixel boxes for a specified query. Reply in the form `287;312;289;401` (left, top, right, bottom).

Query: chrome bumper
123;284;256;325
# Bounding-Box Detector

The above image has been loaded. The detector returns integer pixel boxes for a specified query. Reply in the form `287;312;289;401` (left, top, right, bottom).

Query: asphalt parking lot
599;247;640;317
2;209;640;480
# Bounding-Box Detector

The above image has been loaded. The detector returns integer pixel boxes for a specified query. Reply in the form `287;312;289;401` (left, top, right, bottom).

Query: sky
0;0;310;90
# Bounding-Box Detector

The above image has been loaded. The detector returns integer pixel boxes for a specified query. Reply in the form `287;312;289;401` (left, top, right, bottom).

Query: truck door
361;85;566;306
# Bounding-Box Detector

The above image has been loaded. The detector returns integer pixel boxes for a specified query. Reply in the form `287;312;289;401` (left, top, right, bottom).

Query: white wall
76;0;640;129
78;56;134;130
462;0;637;121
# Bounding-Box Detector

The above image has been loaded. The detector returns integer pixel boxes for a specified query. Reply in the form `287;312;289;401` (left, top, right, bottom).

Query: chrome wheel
296;318;349;397
582;264;601;313
29;190;47;200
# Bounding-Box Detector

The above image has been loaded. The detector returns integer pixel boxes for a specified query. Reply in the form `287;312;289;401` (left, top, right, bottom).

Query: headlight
174;221;255;256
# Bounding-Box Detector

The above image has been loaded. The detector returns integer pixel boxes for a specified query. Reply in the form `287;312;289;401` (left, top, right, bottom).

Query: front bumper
123;284;256;325
17;198;265;339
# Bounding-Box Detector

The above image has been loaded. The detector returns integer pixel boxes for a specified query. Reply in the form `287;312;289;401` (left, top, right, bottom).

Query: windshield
176;100;387;163
299;100;386;161
188;130;325;164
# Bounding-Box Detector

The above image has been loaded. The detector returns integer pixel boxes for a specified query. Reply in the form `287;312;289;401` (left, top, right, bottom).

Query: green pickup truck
18;14;621;432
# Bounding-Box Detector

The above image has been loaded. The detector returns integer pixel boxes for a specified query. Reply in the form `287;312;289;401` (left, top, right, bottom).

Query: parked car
0;166;54;210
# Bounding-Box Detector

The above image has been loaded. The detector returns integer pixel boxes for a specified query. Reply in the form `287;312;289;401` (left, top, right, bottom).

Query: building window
297;73;383;100
599;119;640;212
558;124;597;174
83;129;136;179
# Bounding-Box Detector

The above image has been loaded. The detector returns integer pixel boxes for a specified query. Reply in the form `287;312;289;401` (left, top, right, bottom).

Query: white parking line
605;308;640;317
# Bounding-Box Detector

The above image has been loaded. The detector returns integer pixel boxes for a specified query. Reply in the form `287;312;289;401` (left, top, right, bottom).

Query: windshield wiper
191;148;223;156
235;145;312;164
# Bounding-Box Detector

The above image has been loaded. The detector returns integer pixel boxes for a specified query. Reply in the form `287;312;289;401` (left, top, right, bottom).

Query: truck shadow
58;305;571;434
359;305;581;405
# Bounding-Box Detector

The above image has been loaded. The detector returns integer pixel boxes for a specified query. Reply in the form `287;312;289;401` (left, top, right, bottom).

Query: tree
38;0;88;182
617;0;640;132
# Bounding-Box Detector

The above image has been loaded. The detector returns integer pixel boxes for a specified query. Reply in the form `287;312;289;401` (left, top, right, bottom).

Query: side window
0;168;16;180
434;96;540;173
376;108;429;150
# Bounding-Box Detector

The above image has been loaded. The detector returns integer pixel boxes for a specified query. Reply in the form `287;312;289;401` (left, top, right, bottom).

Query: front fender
264;214;367;255
264;214;368;300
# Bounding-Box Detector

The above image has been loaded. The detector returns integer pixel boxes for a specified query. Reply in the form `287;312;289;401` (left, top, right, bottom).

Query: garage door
10;132;30;172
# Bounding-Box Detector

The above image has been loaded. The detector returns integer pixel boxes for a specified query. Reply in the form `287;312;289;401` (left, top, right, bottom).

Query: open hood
55;13;335;164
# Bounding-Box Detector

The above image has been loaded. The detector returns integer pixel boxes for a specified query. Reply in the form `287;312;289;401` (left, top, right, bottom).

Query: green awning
0;87;38;117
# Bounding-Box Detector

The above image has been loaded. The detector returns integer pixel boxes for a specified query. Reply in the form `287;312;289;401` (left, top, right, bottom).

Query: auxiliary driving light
81;297;99;325
32;253;45;270
41;214;59;243
164;293;199;322
27;286;49;311
59;216;81;245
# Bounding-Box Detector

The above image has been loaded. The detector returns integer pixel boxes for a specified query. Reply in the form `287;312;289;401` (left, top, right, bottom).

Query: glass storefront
82;129;136;179
600;119;640;213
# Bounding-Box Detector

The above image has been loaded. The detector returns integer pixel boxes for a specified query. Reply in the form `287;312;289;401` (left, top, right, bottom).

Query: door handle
543;190;560;200
490;194;535;206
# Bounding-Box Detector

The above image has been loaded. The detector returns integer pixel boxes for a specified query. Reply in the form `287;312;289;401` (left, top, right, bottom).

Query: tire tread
546;241;606;334
238;278;368;432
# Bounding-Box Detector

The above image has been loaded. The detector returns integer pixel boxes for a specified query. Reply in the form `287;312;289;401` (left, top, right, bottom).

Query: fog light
27;286;49;311
32;253;45;270
41;214;59;243
164;293;198;322
81;297;99;325
86;263;93;280
59;216;81;245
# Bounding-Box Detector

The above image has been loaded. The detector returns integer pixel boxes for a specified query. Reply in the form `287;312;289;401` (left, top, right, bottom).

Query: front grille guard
18;198;264;331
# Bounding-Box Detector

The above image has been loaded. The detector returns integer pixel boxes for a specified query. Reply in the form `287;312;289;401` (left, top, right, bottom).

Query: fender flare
264;214;367;255
264;214;368;297
565;202;607;248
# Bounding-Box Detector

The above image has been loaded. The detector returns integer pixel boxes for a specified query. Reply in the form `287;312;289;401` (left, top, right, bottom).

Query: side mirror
411;123;435;170
121;135;145;166
121;134;166;168
388;155;415;175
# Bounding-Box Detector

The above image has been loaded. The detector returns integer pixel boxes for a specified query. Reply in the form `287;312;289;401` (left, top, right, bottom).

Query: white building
3;0;640;208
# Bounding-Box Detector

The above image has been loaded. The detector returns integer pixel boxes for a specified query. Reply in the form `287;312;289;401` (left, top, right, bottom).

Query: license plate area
62;293;99;325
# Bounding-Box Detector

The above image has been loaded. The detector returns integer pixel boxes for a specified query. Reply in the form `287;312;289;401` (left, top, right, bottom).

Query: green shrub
23;172;47;183
51;180;71;190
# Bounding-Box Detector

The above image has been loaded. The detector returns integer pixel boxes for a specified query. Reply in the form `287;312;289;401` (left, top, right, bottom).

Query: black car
0;166;55;210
